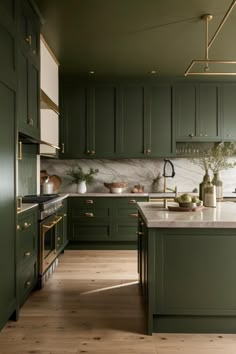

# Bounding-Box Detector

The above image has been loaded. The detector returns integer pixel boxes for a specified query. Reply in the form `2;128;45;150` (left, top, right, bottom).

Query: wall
41;158;236;195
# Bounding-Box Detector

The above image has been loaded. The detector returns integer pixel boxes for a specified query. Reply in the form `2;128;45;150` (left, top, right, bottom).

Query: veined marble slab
137;201;236;228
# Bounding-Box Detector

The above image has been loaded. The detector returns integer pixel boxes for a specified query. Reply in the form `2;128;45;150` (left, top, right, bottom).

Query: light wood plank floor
1;250;236;354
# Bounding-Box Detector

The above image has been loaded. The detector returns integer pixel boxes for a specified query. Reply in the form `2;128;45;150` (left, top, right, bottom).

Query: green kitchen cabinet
117;85;146;157
221;83;236;140
60;85;117;158
112;197;148;241
146;85;174;157
175;83;221;142
17;207;38;307
17;0;40;140
68;196;148;247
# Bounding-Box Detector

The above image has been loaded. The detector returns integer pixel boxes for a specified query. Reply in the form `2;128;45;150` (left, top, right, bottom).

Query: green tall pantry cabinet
0;0;17;331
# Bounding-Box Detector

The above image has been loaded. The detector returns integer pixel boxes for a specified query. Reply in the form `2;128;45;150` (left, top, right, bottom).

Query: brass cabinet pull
57;237;61;241
24;251;31;257
18;141;22;160
136;231;144;235
17;225;20;231
86;150;90;154
25;35;32;46
84;212;94;217
146;149;151;154
64;213;67;217
25;281;31;287
86;200;94;204
91;150;95;155
28;118;34;126
23;222;31;229
129;213;138;217
61;143;65;153
128;199;136;204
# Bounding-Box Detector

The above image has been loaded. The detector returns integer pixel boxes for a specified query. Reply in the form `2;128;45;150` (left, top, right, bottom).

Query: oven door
40;214;62;273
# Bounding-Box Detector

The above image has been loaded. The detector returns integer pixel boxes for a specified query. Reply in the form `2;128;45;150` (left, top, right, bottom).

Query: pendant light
184;0;236;76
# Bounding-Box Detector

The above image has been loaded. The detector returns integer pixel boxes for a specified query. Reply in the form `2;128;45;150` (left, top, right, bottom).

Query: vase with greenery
191;142;236;200
66;165;99;193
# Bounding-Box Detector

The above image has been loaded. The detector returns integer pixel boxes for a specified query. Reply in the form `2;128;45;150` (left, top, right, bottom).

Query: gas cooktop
22;194;60;203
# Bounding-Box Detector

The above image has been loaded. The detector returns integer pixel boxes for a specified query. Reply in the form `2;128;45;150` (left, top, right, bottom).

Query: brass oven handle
84;212;94;217
129;213;138;217
42;216;63;230
85;200;94;204
128;199;136;204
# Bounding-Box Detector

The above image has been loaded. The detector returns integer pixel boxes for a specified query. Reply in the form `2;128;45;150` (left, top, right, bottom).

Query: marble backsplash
41;158;236;195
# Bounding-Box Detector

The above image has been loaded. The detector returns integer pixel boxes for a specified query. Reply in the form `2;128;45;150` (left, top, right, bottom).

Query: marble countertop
69;192;176;198
137;201;236;228
17;203;38;214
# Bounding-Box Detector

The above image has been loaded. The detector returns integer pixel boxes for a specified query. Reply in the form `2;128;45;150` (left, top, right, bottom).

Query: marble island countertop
137;201;236;228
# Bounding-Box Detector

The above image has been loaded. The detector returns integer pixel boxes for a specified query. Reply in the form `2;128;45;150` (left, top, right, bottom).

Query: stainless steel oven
40;213;62;274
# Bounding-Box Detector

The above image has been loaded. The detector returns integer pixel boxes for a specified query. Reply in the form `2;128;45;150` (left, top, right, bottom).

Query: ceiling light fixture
185;0;236;76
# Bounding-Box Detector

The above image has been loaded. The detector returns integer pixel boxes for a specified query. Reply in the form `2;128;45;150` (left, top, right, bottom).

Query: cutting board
168;205;204;212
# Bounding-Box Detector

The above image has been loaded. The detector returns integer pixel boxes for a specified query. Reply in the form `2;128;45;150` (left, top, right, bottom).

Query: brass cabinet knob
25;35;32;46
17;225;20;231
189;133;194;138
23;222;31;229
136;231;144;235
64;213;67;217
84;212;94;217
57;237;61;241
205;134;208;137
28;118;34;126
86;150;90;154
199;133;202;137
24;251;31;257
128;200;136;204
25;281;31;287
146;149;151;154
85;200;94;204
91;150;95;155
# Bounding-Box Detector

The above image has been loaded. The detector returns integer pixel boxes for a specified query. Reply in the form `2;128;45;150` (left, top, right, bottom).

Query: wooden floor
0;250;236;354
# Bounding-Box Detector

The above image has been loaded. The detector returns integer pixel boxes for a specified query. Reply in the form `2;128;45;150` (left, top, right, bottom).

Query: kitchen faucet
162;159;177;208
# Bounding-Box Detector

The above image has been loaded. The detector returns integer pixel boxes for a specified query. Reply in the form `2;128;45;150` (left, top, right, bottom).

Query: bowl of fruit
175;193;203;209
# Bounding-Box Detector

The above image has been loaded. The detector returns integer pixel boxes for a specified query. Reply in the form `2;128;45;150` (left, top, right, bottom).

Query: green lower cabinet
138;218;236;335
68;196;148;247
17;207;38;307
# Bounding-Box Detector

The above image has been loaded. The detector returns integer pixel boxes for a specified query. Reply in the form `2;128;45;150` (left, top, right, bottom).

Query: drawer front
18;259;37;306
69;197;112;209
116;207;139;219
72;208;110;218
71;223;111;241
17;211;37;265
114;197;149;208
113;224;138;241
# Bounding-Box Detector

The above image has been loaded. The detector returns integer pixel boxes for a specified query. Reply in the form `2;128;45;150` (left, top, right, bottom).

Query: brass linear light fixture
185;0;236;76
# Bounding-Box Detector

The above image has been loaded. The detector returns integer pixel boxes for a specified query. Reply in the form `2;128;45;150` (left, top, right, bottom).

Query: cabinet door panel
119;86;145;156
198;85;220;140
222;84;236;140
149;86;173;156
91;86;116;156
60;87;87;157
175;84;196;140
28;62;40;138
0;24;15;79
0;81;16;328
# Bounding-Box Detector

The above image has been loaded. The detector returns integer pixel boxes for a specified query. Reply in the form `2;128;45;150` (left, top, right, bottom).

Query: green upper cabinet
175;83;221;142
221;84;236;141
147;85;174;157
117;85;146;157
17;0;40;140
60;85;117;158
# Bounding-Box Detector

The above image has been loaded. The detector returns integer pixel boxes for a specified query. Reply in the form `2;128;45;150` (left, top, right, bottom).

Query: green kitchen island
137;201;236;335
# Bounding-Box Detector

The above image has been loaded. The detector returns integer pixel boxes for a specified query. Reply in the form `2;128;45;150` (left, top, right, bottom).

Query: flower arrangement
66;165;99;184
191;142;236;173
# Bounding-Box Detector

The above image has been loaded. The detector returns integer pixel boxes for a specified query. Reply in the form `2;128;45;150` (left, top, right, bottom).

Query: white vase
76;181;87;194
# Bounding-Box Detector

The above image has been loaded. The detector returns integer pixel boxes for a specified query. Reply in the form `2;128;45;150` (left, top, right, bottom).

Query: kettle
41;176;54;195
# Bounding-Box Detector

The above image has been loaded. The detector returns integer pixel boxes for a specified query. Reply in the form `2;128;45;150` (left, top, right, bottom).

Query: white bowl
110;187;124;193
